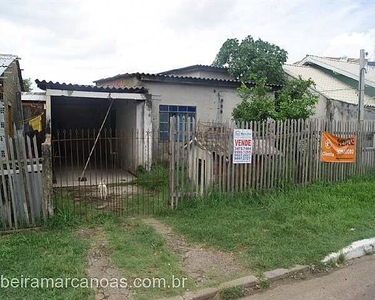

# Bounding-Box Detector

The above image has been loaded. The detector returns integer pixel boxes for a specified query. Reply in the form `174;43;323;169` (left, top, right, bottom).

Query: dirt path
142;218;248;285
78;228;132;300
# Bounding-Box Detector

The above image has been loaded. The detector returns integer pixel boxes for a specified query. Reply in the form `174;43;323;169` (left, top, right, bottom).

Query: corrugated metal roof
35;79;147;93
0;54;18;76
159;64;228;75
95;72;240;84
297;55;375;88
283;64;375;107
94;72;282;88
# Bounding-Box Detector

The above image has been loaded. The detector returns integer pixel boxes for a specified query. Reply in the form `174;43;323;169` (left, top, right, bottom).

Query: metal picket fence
52;128;170;217
50;118;375;218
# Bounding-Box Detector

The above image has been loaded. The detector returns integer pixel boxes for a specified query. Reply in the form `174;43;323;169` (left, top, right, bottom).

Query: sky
1;0;375;86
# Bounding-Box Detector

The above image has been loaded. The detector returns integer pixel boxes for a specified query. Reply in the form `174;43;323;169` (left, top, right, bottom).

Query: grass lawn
159;175;375;273
104;219;191;300
0;228;92;300
2;174;374;299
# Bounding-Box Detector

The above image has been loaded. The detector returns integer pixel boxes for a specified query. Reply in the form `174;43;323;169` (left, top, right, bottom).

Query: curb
322;238;375;263
263;265;310;282
157;265;309;300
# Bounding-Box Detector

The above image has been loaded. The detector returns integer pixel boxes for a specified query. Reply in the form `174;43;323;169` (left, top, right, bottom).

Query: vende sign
233;129;252;164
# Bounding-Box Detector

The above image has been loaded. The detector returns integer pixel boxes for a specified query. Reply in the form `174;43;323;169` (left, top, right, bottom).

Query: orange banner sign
320;132;356;163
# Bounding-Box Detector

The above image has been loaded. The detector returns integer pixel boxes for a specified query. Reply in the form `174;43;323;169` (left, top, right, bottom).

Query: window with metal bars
159;105;196;141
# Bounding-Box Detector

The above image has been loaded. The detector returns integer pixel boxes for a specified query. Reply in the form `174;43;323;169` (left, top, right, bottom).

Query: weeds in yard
338;253;346;264
219;286;245;300
259;279;270;289
47;192;122;229
327;259;339;268
134;163;169;192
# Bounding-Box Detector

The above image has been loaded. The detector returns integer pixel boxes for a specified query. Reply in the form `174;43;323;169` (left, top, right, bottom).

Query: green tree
276;77;318;120
232;78;276;122
23;78;33;92
213;35;318;122
232;77;318;123
212;36;288;84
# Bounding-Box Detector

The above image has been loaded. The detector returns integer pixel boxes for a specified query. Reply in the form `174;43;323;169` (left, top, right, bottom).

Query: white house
284;55;375;121
94;65;281;141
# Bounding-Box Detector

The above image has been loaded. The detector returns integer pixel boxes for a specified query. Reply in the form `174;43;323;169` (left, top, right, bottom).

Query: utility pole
358;49;366;122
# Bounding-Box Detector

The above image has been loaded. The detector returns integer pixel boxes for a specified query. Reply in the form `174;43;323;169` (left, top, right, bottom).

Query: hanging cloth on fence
29;114;42;132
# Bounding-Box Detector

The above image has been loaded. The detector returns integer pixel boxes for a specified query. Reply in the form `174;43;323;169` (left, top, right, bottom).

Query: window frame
159;105;196;141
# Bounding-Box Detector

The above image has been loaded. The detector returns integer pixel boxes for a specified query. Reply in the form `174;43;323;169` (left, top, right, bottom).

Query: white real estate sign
233;129;252;164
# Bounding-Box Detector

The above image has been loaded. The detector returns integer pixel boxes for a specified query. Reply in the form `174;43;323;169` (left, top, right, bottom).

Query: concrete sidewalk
242;256;375;300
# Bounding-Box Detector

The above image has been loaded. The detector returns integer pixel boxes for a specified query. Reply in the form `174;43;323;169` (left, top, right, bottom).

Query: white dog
98;179;108;201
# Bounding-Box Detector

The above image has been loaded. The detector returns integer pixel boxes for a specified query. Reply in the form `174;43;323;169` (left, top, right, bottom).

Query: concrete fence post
42;134;54;218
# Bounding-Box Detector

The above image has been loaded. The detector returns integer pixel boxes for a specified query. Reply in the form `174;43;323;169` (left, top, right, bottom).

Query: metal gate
52;128;170;217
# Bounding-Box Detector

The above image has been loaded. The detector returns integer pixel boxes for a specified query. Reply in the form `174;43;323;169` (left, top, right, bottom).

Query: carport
36;80;152;186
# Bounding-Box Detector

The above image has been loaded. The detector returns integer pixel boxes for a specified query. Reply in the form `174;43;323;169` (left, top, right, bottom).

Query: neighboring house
0;54;24;157
284;55;375;121
94;65;280;141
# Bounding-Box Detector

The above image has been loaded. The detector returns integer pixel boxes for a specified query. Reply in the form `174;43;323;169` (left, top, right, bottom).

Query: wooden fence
0;131;44;231
169;118;375;207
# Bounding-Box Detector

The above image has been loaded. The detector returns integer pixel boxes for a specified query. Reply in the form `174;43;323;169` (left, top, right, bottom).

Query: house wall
139;82;245;165
97;77;245;125
100;77;140;88
198;71;232;80
114;100;139;171
312;94;328;119
328;100;375;121
144;82;241;128
312;92;375;121
97;77;245;164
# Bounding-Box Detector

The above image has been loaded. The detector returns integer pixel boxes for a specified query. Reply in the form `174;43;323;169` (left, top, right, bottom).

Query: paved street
242;256;375;300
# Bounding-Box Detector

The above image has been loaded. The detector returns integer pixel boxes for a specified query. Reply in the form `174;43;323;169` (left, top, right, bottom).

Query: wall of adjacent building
327;99;375;121
2;61;23;134
312;92;375;121
0;61;23;158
